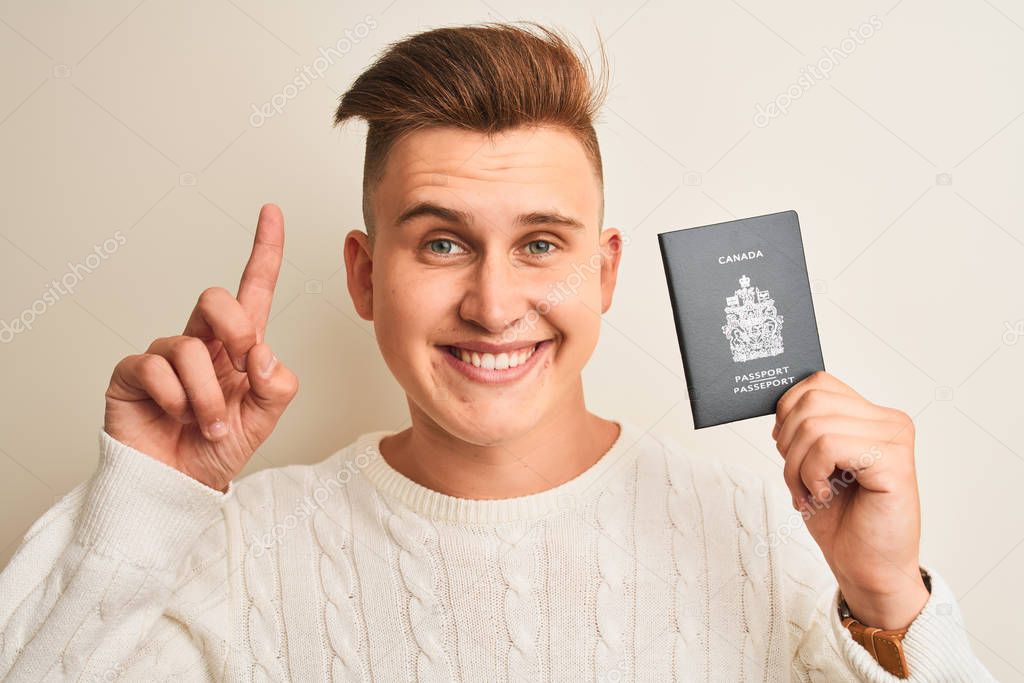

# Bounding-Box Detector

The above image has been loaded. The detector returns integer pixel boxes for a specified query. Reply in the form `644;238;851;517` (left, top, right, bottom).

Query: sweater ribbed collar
357;419;641;524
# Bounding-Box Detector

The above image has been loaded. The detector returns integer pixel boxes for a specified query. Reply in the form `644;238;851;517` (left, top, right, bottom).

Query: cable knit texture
0;420;996;681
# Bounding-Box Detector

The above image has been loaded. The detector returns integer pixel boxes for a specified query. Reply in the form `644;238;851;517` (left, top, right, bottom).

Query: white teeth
450;343;539;370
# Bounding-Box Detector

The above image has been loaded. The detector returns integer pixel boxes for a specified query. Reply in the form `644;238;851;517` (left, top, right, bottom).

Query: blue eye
526;240;554;255
427;239;465;255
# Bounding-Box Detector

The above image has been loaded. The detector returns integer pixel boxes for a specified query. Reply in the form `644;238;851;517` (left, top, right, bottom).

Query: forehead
373;125;601;229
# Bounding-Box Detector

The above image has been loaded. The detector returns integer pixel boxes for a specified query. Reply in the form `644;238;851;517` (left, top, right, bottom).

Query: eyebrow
395;201;586;231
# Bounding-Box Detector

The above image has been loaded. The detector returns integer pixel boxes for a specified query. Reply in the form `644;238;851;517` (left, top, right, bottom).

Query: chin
429;401;547;447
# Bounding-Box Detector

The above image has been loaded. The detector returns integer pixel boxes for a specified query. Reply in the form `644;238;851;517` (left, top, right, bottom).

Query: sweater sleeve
0;428;235;681
767;484;997;682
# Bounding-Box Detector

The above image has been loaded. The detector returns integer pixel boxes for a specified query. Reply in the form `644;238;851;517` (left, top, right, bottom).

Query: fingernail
235;353;248;372
260;354;277;378
209;420;229;438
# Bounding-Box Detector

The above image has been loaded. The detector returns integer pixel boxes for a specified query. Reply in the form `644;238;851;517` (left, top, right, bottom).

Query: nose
458;252;531;335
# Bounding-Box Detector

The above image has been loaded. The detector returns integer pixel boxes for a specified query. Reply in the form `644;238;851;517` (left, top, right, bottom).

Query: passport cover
658;210;825;429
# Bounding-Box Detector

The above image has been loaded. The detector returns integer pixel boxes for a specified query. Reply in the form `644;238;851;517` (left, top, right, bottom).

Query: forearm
0;428;231;678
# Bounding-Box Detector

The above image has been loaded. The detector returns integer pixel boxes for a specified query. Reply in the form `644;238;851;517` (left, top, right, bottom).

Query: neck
379;387;620;500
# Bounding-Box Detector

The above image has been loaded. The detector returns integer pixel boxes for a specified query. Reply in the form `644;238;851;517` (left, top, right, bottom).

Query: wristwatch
838;567;932;679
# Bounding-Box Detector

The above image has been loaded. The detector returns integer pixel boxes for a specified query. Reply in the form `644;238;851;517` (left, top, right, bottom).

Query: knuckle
114;353;141;373
797;452;820;478
797;389;826;413
814;431;842;453
895;408;914;430
808;388;829;408
801;415;827;436
110;355;143;389
136;353;166;381
886;408;915;442
802;439;823;466
171;335;206;360
791;420;813;445
198;286;229;308
145;336;171;353
776;391;795;412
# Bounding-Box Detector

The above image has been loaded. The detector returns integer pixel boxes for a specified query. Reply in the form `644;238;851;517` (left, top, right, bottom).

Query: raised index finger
237;203;285;338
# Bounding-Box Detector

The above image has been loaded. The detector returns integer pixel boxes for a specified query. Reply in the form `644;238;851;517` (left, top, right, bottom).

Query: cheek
376;259;456;326
373;267;468;382
545;277;602;353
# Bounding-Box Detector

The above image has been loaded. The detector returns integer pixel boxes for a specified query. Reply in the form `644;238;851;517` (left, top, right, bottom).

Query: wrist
839;567;931;631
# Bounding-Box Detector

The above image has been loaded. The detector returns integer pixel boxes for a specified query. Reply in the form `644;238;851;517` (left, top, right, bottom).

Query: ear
598;227;623;314
344;229;374;321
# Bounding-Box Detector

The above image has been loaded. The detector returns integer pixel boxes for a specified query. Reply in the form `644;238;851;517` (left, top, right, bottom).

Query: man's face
345;125;621;446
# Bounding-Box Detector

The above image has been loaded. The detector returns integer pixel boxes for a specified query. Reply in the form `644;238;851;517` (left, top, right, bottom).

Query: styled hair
332;21;610;237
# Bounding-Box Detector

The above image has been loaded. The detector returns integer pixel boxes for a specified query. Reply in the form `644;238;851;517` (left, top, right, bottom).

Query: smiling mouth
445;342;540;370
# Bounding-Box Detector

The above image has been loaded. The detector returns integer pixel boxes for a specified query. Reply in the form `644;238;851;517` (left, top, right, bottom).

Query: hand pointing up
104;204;300;491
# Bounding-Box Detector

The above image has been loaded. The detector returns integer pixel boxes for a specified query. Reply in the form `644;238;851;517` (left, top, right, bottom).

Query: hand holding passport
658;213;967;676
658;210;825;428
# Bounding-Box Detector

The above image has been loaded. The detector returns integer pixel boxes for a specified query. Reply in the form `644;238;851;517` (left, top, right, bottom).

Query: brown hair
333;21;610;237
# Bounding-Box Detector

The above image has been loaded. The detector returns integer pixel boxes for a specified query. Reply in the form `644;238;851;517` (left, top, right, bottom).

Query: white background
0;1;1020;678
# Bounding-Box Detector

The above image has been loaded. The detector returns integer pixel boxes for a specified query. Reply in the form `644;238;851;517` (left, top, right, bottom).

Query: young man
0;22;994;681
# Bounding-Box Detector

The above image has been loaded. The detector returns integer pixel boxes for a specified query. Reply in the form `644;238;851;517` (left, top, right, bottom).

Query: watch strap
840;616;910;678
838;567;931;679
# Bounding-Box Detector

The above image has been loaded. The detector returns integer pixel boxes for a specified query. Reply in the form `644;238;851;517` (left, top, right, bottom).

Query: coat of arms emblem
721;274;784;362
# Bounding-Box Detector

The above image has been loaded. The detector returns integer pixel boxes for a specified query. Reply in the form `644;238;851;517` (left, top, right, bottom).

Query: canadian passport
657;210;825;429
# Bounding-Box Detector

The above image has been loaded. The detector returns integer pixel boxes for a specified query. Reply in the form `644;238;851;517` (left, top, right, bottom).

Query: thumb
240;342;299;439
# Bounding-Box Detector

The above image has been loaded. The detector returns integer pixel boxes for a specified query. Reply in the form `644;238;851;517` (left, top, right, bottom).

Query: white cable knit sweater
0;420;994;681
